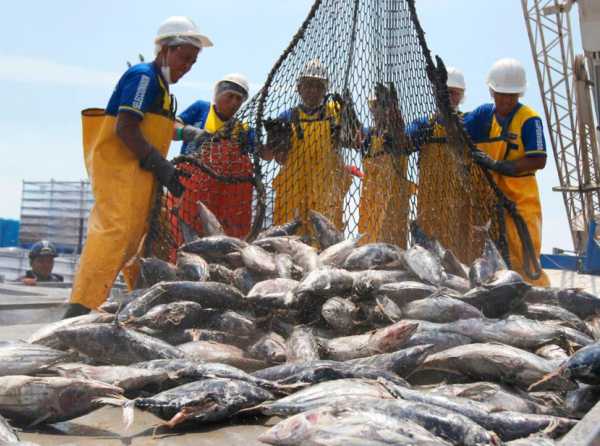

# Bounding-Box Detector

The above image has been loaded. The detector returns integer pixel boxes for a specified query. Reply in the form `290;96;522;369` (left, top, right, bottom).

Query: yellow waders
417;120;480;262
359;135;410;247
476;104;550;287
71;108;174;309
273;102;351;239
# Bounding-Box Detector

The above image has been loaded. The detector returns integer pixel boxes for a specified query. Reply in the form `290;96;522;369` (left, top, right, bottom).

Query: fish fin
29;412;52;427
94;394;135;429
527;370;562;392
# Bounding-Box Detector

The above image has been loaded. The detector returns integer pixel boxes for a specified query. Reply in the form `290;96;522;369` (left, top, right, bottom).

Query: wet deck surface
18;408;274;445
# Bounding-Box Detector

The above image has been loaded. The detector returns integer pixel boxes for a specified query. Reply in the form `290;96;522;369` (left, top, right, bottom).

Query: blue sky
0;0;584;252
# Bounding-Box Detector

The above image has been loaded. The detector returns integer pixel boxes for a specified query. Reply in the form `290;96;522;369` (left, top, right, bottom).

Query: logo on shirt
535;120;543;148
132;75;150;110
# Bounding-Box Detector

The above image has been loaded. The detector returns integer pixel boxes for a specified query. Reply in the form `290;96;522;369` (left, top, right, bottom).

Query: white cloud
0;54;262;94
0;54;120;87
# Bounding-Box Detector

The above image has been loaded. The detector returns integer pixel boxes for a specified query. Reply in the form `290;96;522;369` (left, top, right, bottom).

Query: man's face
165;44;200;83
31;255;54;278
447;87;465;110
297;78;326;109
215;91;244;121
493;91;520;117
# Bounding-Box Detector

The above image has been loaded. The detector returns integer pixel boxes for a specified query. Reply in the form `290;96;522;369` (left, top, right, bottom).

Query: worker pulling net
145;0;506;265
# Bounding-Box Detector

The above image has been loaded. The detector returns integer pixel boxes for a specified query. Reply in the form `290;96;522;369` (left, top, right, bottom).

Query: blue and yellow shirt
463;103;547;159
105;62;173;119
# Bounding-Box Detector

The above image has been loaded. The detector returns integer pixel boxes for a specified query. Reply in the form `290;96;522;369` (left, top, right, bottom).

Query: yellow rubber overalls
475;104;550;287
417;115;479;262
359;133;411;247
272;101;351;238
71;78;174;309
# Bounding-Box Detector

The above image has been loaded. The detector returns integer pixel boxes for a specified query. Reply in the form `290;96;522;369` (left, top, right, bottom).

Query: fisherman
20;240;64;285
262;59;353;239
170;73;254;242
358;83;412;247
64;16;212;318
463;58;550;287
408;66;467;141
408;67;475;256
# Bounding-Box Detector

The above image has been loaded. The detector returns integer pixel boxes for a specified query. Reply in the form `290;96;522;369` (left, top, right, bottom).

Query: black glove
140;149;189;197
471;149;518;176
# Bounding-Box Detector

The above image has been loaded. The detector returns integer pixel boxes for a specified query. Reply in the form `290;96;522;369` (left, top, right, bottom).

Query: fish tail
94;395;135;430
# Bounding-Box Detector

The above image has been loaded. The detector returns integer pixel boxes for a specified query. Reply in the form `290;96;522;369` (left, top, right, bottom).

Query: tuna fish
249;332;287;364
102;378;273;429
322;321;418;361
254;237;320;273
0;342;72;377
27;312;115;350
342;243;404;271
54;323;183;365
319;237;362;268
125;301;220;331
180;235;248;262
177;341;267;372
0;375;122;425
524;287;600;320
399;294;484;323
321;297;358;334
176;251;209;282
287;327;320;362
118;281;246;321
241;244;278;276
459;270;530;318
352;269;413;298
419;343;576;391
308;210;344;249
255;216;302;240
293;267;355;309
403;244;446;285
54;363;170;393
138;257;179;288
260;405;451;446
246;278;298;309
196;200;225;236
253;379;395;417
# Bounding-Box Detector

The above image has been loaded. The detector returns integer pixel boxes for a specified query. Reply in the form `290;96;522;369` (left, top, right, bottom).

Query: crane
522;0;600;271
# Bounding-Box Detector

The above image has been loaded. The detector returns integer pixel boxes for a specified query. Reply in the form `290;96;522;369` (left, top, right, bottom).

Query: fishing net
145;0;509;265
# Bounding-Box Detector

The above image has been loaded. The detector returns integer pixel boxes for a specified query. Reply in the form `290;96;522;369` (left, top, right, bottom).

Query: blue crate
0;219;20;247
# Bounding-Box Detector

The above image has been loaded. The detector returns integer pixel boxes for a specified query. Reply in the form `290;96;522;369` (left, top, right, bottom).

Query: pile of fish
3;207;600;445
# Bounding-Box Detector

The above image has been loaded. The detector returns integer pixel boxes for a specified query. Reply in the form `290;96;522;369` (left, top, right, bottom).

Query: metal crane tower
521;0;600;256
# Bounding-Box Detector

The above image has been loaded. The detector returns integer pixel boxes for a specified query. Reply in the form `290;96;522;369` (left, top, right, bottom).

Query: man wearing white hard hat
464;58;550;287
175;73;250;154
169;74;255;241
64;16;212;318
263;59;353;241
407;66;469;246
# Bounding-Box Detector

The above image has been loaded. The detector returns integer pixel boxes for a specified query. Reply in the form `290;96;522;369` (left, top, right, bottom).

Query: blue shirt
463;103;547;157
178;100;212;155
106;63;171;118
177;100;256;155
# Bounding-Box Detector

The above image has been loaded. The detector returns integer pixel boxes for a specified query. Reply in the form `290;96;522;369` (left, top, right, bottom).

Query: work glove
140;149;189;197
471;149;518;176
182;125;213;150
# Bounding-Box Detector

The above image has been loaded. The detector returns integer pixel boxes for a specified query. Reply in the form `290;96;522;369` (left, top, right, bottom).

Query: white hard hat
298;59;329;88
446;67;466;90
486;58;527;96
215;73;250;100
154;16;213;55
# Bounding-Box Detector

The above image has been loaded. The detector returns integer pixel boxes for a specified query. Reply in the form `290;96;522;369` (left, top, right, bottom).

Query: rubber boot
63;303;91;319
